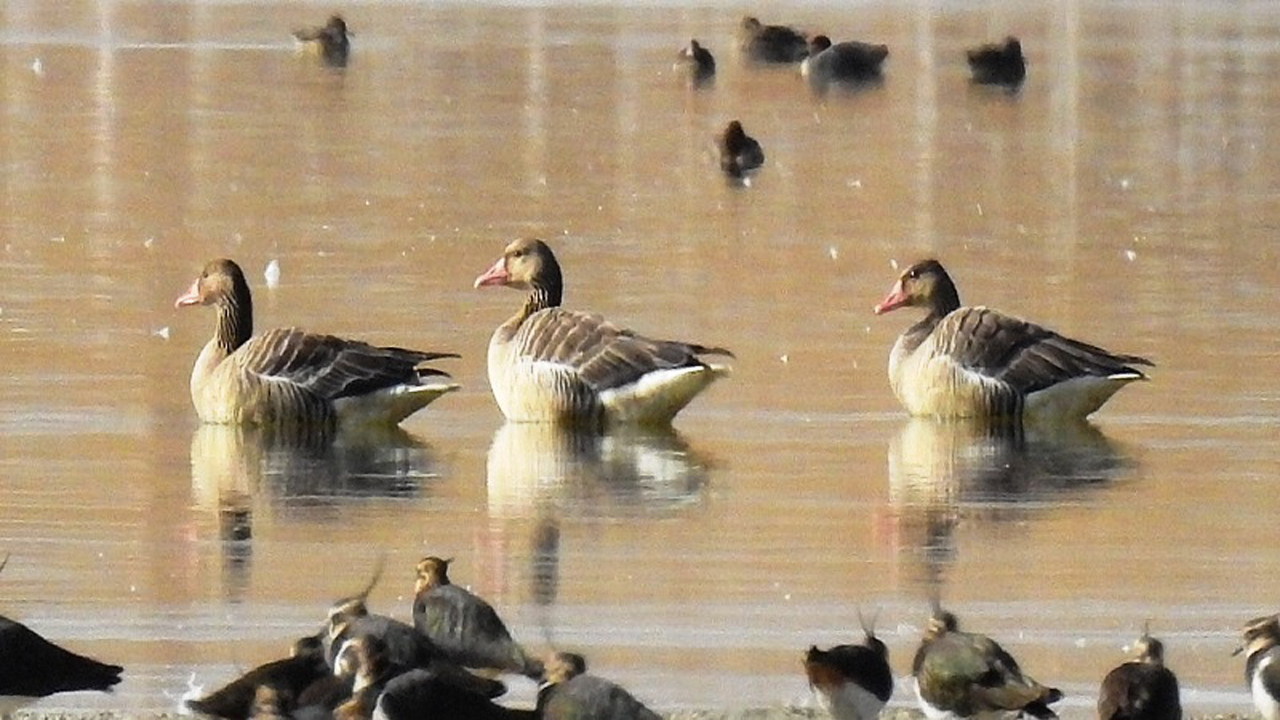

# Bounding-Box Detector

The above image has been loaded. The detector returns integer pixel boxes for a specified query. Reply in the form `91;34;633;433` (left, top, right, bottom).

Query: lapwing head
1236;614;1280;659
291;634;325;659
1130;623;1166;665
925;608;959;640
335;635;390;691
414;556;453;594
544;651;588;685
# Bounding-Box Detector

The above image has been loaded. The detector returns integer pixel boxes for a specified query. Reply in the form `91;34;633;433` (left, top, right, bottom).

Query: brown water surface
2;0;1279;716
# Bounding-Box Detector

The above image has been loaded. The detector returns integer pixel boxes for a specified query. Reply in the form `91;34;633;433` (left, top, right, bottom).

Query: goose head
873;259;960;317
175;259;250;310
474;238;561;291
474;238;564;312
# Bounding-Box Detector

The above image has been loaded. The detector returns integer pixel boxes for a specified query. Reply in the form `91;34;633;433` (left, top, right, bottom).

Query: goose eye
906;268;919;280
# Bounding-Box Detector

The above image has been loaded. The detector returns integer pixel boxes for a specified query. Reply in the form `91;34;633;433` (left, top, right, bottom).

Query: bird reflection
885;417;1131;590
485;423;710;519
190;424;440;600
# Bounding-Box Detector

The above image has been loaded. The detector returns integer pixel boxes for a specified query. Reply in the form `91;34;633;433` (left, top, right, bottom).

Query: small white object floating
263;259;281;288
31;58;44;76
153;326;170;340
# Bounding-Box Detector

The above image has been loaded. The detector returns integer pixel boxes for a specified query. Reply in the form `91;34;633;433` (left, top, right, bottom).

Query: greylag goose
538;652;662;720
1097;626;1181;720
913;608;1062;719
737;16;809;64
873;259;1152;420
801;35;889;82
412;556;543;678
675;39;715;86
176;259;458;428
718;120;765;179
804;611;893;720
473;239;731;426
967;37;1025;86
294;14;350;67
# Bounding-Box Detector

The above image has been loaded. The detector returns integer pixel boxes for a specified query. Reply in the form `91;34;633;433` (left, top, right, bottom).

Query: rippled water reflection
2;0;1279;716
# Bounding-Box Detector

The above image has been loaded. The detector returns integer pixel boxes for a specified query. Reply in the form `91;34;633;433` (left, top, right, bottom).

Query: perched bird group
671;16;1025;180
180;555;661;720
807;606;1189;720
175;252;1150;434
176;241;733;432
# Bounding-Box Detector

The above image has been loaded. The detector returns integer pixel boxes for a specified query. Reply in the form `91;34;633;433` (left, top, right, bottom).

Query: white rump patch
335;382;459;426
1024;374;1142;420
599;365;728;424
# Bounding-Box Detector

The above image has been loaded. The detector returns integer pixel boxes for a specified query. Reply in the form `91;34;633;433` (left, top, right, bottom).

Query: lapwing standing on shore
537;652;662;720
804;611;894;720
1098;625;1181;720
375;666;536;720
1236;614;1280;720
412;556;543;678
912;607;1062;719
186;635;329;719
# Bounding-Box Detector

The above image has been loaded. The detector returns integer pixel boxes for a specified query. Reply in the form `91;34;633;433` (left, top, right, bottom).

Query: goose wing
514;309;730;392
234;328;456;401
935;307;1152;394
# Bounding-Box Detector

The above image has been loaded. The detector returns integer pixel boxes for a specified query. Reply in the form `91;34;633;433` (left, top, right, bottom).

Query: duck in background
294;15;351;67
675;39;716;86
717;120;765;180
801;35;889;84
967;36;1025;87
737;16;809;63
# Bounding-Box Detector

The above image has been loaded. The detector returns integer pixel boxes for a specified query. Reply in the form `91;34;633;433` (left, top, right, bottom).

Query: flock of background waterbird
11;9;1260;720
294;13;1025;184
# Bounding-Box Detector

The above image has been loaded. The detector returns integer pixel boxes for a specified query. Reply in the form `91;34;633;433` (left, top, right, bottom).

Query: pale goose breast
177;259;458;428
475;239;731;427
876;260;1152;421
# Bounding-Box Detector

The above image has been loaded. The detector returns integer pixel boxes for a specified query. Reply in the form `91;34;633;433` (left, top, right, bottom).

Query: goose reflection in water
190;425;441;598
485;423;711;520
885;417;1133;587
